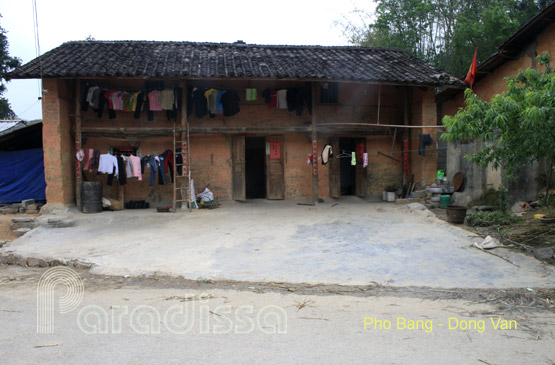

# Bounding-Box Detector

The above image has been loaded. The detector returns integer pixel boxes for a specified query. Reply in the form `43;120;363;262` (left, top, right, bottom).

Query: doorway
339;138;356;195
245;137;266;199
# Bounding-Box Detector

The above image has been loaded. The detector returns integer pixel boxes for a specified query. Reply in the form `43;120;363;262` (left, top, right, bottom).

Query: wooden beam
311;82;318;204
75;80;82;210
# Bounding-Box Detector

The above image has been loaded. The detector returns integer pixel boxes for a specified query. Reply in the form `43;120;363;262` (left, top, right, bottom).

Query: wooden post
311;82;318;204
75;80;82;210
403;86;410;188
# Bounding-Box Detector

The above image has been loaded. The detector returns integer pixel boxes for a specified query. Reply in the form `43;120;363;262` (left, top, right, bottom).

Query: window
320;82;338;103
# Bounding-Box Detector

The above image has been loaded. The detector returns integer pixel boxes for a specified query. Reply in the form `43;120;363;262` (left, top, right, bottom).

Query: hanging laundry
321;144;333;165
363;153;368;168
246;88;257;101
123;92;134;112
83;149;95;172
204;88;221;116
148;90;162;111
160;88;175;110
216;90;227;112
262;88;272;104
133;92;145;119
351;152;356;166
98;153;118;175
121;156;133;178
128;155;142;181
220;90;240;116
418;134;434;156
86;86;98;106
277;89;288;109
286;88;297;112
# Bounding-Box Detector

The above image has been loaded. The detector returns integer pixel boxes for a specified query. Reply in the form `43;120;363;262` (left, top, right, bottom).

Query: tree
441;53;555;204
341;0;546;77
0;14;22;119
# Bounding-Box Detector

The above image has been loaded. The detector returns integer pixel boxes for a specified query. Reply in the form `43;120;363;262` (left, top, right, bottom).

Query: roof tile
9;41;465;87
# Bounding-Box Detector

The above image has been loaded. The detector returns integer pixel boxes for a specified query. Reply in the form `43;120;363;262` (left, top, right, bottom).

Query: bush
466;211;518;227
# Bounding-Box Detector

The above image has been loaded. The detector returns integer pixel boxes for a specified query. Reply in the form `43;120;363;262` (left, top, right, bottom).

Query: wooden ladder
172;124;192;212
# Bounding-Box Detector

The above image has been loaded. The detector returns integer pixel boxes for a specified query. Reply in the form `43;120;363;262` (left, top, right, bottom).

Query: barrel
446;205;467;224
81;181;102;213
440;195;451;209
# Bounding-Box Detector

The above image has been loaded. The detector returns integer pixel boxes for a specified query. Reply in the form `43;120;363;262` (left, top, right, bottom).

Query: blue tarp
0;148;46;204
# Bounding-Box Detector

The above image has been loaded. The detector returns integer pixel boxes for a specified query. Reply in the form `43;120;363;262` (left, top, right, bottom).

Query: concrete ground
2;198;554;288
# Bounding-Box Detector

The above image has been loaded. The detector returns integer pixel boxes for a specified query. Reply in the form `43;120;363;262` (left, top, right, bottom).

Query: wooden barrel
81;182;102;213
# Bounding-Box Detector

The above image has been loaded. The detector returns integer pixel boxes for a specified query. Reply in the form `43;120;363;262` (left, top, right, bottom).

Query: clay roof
8;41;465;87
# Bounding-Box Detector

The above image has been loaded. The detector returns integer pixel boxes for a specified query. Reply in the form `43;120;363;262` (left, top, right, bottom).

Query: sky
2;0;374;121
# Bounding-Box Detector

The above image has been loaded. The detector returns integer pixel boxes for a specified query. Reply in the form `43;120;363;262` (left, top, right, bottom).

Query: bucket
440;195;451;209
81;181;102;213
446;205;467;224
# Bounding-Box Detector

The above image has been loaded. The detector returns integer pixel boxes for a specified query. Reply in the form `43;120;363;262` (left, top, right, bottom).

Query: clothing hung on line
419;134;434;156
321;144;334;165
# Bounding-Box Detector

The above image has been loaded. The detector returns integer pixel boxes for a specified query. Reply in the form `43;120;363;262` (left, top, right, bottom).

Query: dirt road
0;266;554;364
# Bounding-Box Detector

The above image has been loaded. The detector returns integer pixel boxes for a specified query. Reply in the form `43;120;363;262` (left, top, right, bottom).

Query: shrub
466;211;518;227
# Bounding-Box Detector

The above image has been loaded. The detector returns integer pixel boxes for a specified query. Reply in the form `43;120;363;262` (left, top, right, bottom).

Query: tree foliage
0;14;21;119
442;53;555;202
344;0;549;77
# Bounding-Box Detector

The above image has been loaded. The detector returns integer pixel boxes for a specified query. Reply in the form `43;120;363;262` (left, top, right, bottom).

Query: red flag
464;47;477;87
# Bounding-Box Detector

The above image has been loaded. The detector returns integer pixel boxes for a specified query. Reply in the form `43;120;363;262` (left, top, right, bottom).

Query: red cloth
268;90;277;108
164;150;173;173
464;48;477;87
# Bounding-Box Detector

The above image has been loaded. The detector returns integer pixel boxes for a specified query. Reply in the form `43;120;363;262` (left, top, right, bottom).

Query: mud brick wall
42;79;76;205
42;78;438;204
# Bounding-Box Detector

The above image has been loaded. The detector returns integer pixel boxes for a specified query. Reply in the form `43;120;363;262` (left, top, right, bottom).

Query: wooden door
232;135;246;201
266;136;285;200
329;138;340;198
355;137;368;197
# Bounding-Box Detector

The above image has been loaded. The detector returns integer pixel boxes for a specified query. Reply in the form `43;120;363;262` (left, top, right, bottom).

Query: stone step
0;253;93;269
10;217;38;230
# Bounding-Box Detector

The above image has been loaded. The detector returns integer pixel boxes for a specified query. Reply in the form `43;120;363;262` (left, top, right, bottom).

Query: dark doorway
339;138;356;195
245;137;266;199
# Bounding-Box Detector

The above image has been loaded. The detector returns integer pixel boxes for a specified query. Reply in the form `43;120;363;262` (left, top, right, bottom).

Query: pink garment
129;155;142;181
148;90;162;111
83;148;95;172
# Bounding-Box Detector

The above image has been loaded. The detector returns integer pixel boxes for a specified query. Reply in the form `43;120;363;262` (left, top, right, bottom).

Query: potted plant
384;185;398;202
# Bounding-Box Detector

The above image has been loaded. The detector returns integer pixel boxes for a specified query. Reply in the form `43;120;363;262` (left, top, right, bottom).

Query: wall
47;78;436;205
409;87;438;189
42;78;76;206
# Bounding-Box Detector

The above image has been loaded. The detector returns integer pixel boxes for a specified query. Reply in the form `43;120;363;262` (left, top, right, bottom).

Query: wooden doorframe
355;137;368;197
231;135;246;201
265;135;285;200
329;137;340;198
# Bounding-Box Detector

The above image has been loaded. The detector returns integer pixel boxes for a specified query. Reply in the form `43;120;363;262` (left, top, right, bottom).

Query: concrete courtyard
2;198;554;288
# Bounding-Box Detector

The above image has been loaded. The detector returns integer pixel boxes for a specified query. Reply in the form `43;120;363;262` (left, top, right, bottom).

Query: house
8;41;464;209
437;2;555;204
0;119;46;204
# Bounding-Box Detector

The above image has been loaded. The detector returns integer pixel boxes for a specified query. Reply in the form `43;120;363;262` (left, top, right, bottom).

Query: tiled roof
9;41;465;87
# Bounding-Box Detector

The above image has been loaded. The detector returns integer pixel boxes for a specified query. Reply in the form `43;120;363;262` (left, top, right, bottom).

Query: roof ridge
61;40;408;52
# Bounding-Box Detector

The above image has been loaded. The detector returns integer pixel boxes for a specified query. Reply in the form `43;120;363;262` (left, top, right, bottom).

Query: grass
466;210;520;227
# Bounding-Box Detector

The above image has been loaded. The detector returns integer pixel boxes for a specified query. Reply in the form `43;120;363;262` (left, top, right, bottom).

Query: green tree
441;53;555;203
343;0;546;77
0;14;21;119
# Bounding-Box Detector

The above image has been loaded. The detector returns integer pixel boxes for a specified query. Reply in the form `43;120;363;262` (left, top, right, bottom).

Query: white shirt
98;154;118;176
277;89;288;109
